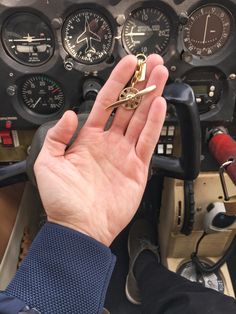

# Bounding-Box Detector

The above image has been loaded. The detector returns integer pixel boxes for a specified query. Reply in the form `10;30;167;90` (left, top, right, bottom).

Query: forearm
0;223;116;313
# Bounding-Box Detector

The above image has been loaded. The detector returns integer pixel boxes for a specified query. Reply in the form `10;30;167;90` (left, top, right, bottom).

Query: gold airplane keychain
106;54;156;111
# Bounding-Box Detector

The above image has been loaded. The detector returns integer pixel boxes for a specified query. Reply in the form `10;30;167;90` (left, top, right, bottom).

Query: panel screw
64;58;74;71
116;15;126;26
51;17;63;29
7;85;17;96
228;73;236;80
179;12;189;25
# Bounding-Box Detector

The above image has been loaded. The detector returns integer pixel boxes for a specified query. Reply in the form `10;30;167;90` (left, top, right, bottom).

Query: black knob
83;78;102;100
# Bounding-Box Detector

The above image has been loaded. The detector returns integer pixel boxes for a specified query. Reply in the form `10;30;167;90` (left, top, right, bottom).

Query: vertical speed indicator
122;7;171;55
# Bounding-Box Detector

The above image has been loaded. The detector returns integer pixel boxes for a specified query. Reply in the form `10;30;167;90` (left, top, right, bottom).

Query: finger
42;110;78;157
85;55;137;129
125;65;168;144
109;54;164;134
136;96;167;164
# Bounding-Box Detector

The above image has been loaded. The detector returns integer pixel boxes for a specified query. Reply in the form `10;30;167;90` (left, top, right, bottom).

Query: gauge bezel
21;75;65;115
1;11;55;67
13;75;69;125
181;67;227;119
122;7;171;56
62;9;114;65
0;0;37;6
179;1;235;65
120;1;178;58
60;4;117;71
183;4;233;57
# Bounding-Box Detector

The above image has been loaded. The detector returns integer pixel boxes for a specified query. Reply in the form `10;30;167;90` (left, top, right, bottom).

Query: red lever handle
209;133;236;185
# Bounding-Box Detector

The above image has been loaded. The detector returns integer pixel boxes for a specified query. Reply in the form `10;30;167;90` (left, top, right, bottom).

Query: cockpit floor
105;175;163;313
105;224;141;314
227;248;236;297
0;184;25;262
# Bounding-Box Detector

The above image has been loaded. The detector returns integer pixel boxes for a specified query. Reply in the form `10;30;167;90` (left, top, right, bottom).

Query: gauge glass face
122;7;171;55
62;10;113;64
2;13;54;66
21;76;65;115
183;5;232;56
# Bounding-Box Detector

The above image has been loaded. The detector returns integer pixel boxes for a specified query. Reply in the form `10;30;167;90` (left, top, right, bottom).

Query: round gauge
122;7;171;55
21;76;65;115
177;261;224;293
183;5;232;56
2;12;54;66
62;9;113;64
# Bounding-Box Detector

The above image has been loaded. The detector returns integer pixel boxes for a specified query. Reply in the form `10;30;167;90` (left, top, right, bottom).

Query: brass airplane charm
106;54;156;111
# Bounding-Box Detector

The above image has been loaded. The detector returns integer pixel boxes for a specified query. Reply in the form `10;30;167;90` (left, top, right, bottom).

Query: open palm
34;55;168;246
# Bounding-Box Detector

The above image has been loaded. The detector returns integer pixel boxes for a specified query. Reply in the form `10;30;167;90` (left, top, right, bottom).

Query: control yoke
152;83;201;180
0;83;201;185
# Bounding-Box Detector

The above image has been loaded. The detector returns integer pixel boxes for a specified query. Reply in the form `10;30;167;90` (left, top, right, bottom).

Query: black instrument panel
0;0;236;130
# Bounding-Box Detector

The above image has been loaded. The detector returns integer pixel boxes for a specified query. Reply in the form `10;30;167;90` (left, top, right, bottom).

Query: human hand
34;54;168;246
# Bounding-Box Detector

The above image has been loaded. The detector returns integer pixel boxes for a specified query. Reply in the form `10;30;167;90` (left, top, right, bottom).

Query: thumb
43;110;78;157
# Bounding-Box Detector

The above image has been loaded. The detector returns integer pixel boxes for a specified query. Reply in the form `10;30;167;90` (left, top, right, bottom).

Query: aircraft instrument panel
0;0;236;129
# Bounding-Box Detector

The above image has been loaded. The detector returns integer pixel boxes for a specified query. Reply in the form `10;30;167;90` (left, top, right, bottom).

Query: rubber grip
209;133;236;185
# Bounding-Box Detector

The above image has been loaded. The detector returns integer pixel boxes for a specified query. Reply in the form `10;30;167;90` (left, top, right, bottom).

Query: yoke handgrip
151;83;201;180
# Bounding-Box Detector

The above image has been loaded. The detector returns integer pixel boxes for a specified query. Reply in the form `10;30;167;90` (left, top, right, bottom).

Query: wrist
47;217;114;247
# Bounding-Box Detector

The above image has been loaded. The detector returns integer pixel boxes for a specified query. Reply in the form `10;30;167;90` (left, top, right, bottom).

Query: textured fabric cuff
0;293;26;314
5;222;116;313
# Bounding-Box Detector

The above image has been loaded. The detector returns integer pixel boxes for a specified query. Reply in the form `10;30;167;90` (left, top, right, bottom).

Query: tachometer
2;12;54;66
122;7;171;55
21;76;65;115
183;5;232;56
62;9;113;64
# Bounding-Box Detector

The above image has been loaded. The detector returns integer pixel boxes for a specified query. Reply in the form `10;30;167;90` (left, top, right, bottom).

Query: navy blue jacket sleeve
0;222;116;313
0;294;27;314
